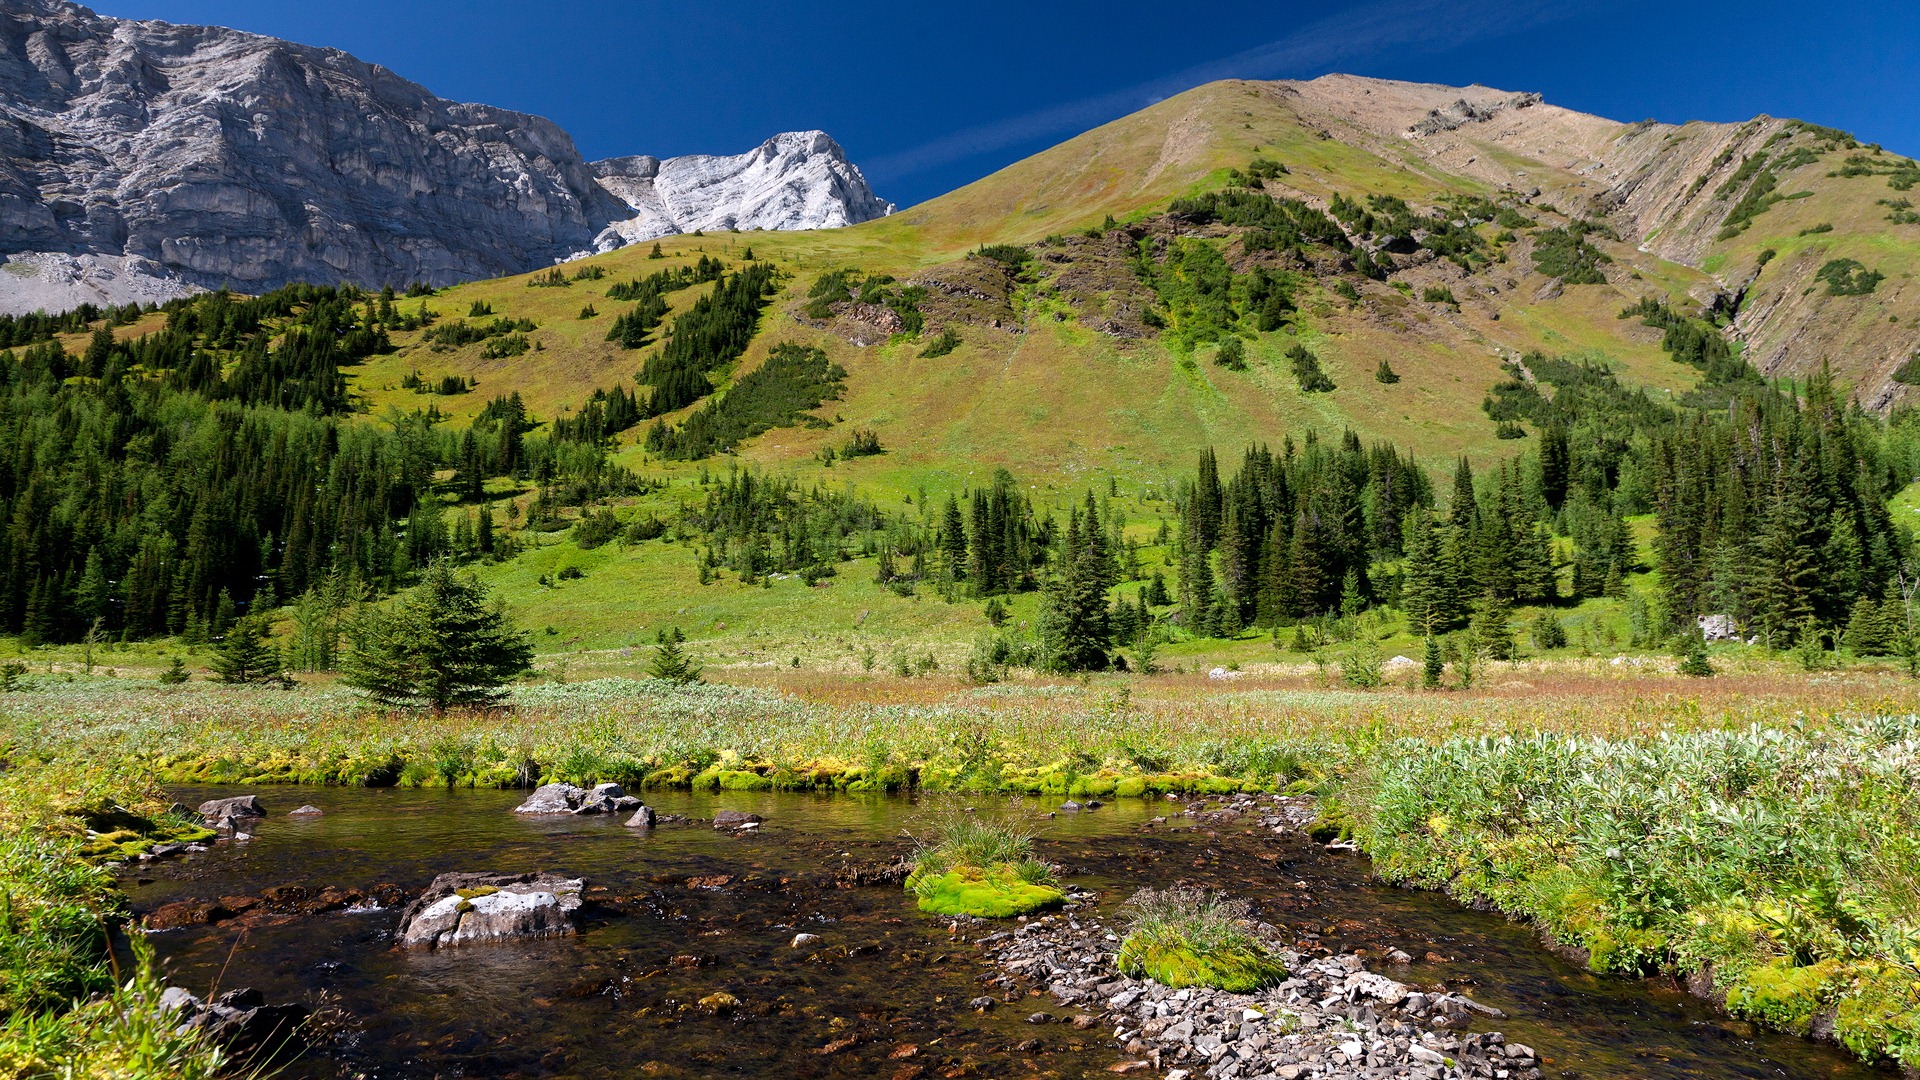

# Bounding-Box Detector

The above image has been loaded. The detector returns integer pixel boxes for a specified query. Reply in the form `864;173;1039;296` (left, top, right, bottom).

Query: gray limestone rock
513;782;588;814
196;795;265;824
0;1;889;313
394;871;583;949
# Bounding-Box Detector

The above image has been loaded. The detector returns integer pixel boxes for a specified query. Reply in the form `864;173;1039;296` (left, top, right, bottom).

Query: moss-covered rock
1116;934;1288;993
907;866;1064;918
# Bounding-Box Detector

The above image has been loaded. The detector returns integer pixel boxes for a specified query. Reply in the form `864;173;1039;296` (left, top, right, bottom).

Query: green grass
1116;887;1288;992
1358;718;1920;1067
0;759;229;1078
905;816;1062;917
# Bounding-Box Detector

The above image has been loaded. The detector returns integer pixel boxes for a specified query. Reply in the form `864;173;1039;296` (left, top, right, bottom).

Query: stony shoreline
980;899;1542;1079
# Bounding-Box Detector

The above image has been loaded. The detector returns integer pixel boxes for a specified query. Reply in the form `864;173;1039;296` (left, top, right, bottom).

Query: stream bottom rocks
986;905;1542;1079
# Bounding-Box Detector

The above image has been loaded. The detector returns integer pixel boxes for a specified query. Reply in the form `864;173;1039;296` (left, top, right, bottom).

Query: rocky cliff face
0;0;889;313
1267;75;1920;407
592;131;893;249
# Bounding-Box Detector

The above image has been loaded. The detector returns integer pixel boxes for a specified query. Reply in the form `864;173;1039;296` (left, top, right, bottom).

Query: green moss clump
1116;936;1287;993
905;816;1061;918
716;769;771;791
1725;958;1848;1035
907;867;1064;918
1116;887;1287;993
454;886;500;900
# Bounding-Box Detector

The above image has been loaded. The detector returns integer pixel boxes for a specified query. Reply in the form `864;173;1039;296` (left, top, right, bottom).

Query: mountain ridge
0;0;890;313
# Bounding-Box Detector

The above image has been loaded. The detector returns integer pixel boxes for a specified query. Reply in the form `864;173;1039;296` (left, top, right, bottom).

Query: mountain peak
0;7;891;313
588;131;892;249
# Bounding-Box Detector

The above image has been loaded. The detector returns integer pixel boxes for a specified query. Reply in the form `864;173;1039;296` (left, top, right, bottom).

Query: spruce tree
1400;511;1445;633
1448;458;1478;529
342;560;534;710
1468;592;1514;661
1538;424;1571;511
1193;448;1223;553
1676;631;1715;677
647;627;703;684
212;610;282;685
1422;634;1444;690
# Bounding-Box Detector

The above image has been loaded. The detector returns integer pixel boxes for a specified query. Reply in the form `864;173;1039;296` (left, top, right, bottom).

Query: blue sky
93;0;1920;209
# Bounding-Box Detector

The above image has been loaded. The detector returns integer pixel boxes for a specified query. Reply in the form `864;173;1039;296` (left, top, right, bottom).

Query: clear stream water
124;787;1891;1080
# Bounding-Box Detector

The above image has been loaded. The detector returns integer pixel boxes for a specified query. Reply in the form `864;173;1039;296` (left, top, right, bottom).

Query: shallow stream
125;787;1889;1079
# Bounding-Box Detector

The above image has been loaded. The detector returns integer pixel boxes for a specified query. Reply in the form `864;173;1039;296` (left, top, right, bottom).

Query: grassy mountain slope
81;75;1919;662
366;79;1732;491
1286;75;1920;403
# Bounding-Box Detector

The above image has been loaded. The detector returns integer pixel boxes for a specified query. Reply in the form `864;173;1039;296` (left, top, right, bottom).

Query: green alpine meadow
3;4;1920;1077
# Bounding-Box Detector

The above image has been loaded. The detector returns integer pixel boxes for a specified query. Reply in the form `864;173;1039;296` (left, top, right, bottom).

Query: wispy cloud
863;0;1595;184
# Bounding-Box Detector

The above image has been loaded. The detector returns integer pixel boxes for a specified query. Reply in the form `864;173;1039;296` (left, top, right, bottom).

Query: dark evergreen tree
211;611;282;685
342;561;534;710
648;627;704;684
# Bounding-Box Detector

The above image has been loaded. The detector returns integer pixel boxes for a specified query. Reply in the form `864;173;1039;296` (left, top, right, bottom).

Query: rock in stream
395;871;585;949
513;782;644;816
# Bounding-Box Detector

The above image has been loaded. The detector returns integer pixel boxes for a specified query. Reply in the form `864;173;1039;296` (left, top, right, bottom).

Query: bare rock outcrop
0;1;889;313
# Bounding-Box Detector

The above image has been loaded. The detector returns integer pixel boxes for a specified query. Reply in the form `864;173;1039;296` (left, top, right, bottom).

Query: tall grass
908;816;1053;891
0;759;227;1078
1357;718;1920;1067
1116;887;1287;992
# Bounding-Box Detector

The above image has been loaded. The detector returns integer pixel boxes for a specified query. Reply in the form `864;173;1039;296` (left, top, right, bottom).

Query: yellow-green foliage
905;816;1061;918
1116;937;1287;994
1723;958;1850;1034
1115;887;1287;992
907;867;1064;918
1358;718;1920;1067
0;758;227;1077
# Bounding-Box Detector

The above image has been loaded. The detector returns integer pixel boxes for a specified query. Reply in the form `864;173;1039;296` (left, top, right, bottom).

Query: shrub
1816;259;1883;296
1339;636;1383;688
1374;359;1399;384
1287;344;1335;393
1531;225;1610;284
1214;337;1247;370
1530;611;1568;650
1676;632;1715;677
974;244;1031;267
573;508;621;550
1116;888;1287;992
919;327;961;358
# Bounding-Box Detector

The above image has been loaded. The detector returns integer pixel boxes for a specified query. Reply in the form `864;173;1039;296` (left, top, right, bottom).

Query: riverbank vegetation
4;665;1920;1068
1359;718;1920;1068
1116;887;1289;992
0;759;226;1077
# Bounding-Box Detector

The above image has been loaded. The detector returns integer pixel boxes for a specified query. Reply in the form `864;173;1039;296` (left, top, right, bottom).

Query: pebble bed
976;790;1546;1080
984;909;1543;1079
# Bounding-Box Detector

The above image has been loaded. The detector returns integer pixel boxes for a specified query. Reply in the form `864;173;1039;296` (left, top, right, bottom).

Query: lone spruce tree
212;610;283;685
342;561;534;710
647;627;703;684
